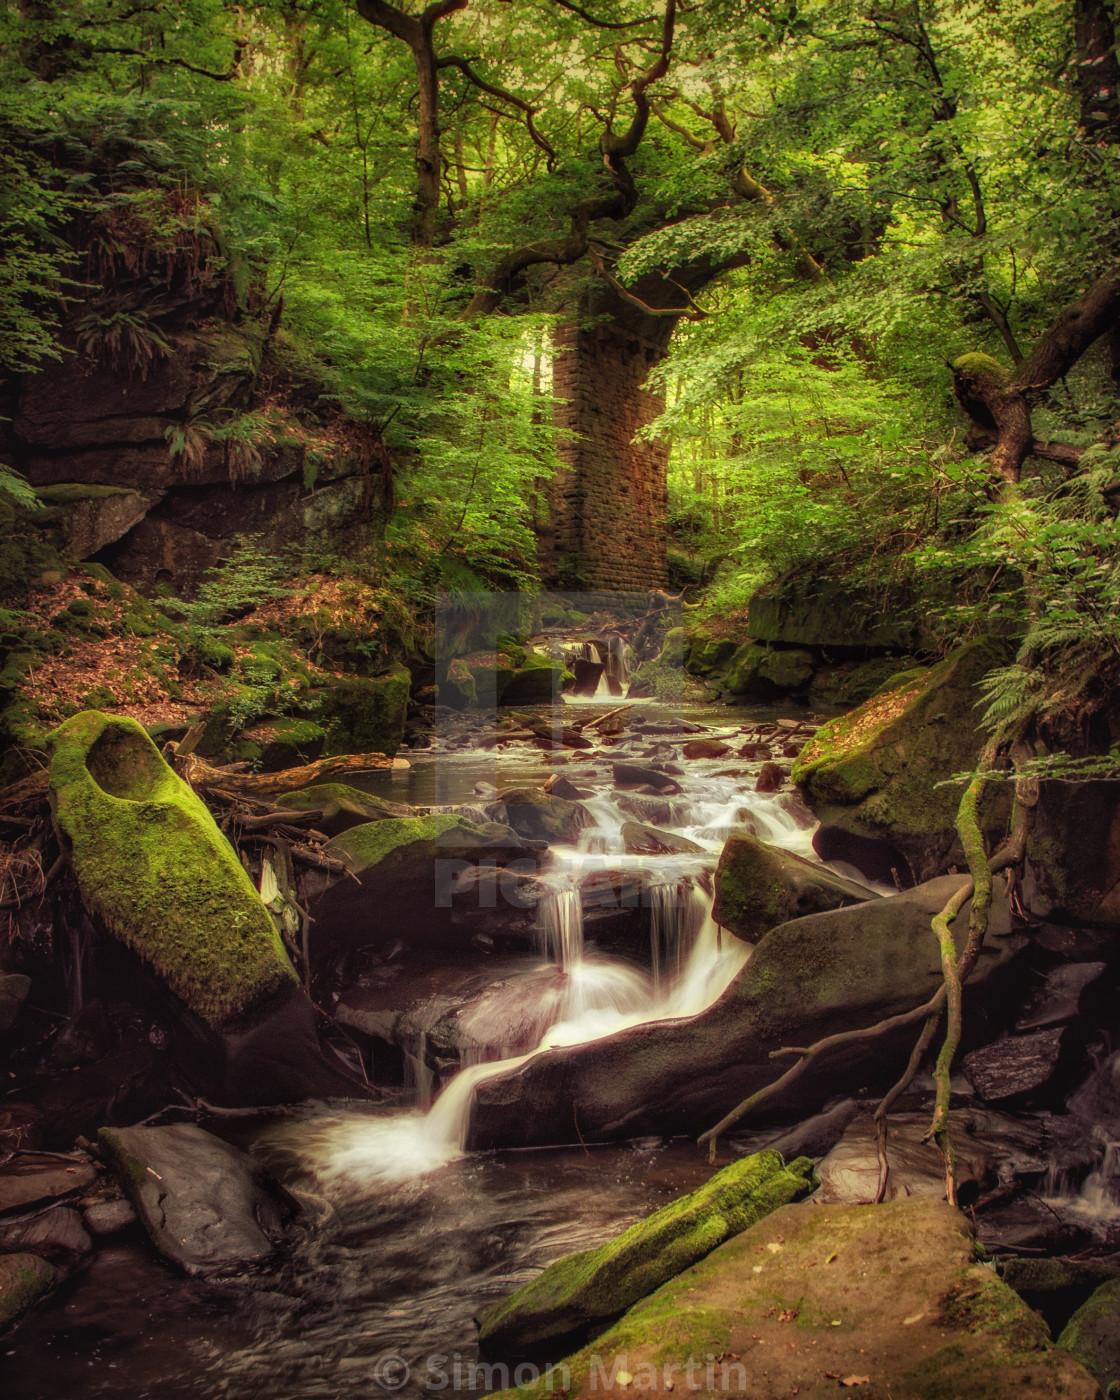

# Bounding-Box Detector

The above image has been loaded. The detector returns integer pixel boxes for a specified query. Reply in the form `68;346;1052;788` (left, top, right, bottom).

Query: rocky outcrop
468;874;1016;1149
713;833;876;943
792;637;1012;884
488;1199;1100;1400
98;1123;292;1275
484;788;592;845
476;1150;814;1355
274;783;412;836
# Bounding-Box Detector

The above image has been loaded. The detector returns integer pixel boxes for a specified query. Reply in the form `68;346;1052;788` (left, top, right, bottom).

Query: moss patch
0;1252;55;1329
477;1150;814;1353
49;711;297;1030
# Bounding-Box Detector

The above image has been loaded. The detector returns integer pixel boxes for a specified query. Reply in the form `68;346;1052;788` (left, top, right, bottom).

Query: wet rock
963;1028;1065;1103
0;974;30;1033
319;664;411;758
569;658;604;695
610;762;683;796
754;760;784;793
487;1199;1100;1400
620;822;702;856
793;637;1013;884
1059;1280;1120;1396
0;1156;98;1214
815;1111;994;1205
754;1097;860;1162
83;1198;138;1236
713;833;876;943
0;1253;55;1329
274;782;413;836
0;1206;91;1262
476;1150;814;1356
681;738;730;760
1015;963;1107;1033
469;874;1017;1149
486;788;592;845
545;774;586;801
98;1123;292;1275
977;1195;1095;1256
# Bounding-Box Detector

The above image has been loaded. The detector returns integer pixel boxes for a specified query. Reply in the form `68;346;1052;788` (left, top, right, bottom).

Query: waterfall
535;887;584;969
649;881;701;995
403;1031;435;1109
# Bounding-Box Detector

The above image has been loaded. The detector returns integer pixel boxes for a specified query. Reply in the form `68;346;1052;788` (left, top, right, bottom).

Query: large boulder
713;833;876;943
792;637;1011;883
489;1199;1099;1400
468;874;1015;1149
1059;1279;1120;1397
477;1150;814;1356
98;1123;292;1275
314;814;535;955
47;712;360;1105
501;653;573;705
48;711;296;1031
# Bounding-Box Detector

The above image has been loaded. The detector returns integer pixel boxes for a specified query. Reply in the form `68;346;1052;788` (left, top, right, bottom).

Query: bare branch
437;54;557;166
553;0;657;29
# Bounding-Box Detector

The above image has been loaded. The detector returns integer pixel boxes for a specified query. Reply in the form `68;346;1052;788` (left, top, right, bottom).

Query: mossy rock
1059;1279;1120;1396
490;1199;1100;1400
792;637;1012;883
713;833;877;943
658;626;688;668
275;782;413;836
488;786;592;844
758;646;815;691
48;711;297;1030
501;652;574;705
477;1150;814;1354
439;656;477;709
722;641;770;695
0;1252;55;1328
321;663;410;757
685;633;739;677
241;716;327;771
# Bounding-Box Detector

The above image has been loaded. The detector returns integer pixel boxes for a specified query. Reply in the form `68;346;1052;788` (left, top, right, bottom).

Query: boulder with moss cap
48;711;297;1032
477;1149;814;1355
792;636;1011;884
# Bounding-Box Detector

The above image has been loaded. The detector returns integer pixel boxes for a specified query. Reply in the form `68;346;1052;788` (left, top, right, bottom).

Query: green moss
1058;1280;1120;1394
327;813;466;869
34;484;138;506
953;352;1010;388
321;662;410;755
477;1151;814;1351
659;626;688;667
275;783;411;835
48;711;297;1029
0;1253;55;1328
791;638;1010;839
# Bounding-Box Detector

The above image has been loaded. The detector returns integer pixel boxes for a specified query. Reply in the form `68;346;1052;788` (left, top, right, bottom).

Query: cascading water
1044;1045;1120;1232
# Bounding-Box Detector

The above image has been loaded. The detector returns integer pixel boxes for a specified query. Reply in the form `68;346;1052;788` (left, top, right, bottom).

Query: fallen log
174;748;400;801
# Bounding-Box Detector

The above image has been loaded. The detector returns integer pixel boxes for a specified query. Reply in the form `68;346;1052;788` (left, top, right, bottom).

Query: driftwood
175;748;398;800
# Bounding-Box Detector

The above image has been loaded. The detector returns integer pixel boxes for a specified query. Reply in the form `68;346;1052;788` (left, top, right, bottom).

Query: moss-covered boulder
320;662;410;756
684;632;738;677
0;1252;55;1329
658;627;688;668
713;833;877;943
477;1150;814;1355
274;782;413;836
501;652;574;705
240;716;327;771
48;711;297;1030
312;813;532;955
490;1199;1100;1400
792;637;1012;883
1059;1279;1120;1397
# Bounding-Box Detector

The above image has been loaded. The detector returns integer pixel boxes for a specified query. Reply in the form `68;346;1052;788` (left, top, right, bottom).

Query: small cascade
649;880;701;995
535;886;584;969
1044;1047;1120;1231
402;1031;435;1109
604;633;629;691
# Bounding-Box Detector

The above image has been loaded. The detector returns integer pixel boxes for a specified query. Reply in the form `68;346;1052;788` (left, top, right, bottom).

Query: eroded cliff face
6;315;372;594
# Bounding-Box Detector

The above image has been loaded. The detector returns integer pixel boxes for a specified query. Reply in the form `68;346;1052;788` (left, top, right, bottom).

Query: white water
296;728;832;1193
1044;1046;1120;1232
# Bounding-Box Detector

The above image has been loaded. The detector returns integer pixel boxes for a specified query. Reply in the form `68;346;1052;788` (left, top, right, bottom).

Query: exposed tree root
173;748;397;800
